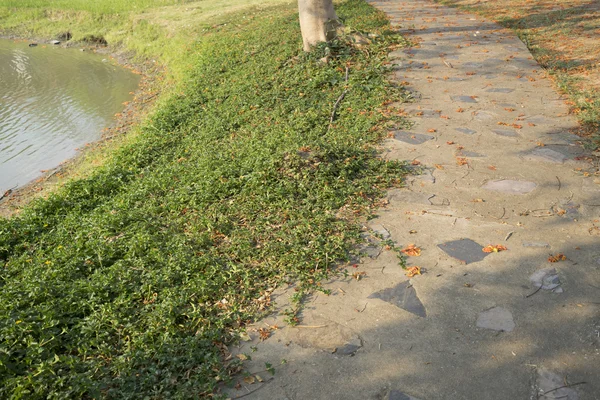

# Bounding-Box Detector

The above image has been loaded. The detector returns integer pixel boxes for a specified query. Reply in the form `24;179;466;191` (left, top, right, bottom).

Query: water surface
0;39;140;191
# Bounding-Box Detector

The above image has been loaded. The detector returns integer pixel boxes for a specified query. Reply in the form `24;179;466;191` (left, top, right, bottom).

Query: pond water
0;39;141;191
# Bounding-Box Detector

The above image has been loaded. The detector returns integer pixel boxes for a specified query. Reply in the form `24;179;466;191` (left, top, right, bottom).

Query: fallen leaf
488;165;497;170
258;327;271;341
456;157;468;166
482;244;508;253
428;128;437;133
434;164;445;170
243;375;256;384
456;107;465;113
409;230;418;234
406;266;422;277
548;253;567;262
446;141;455;145
471;198;485;202
352;271;367;280
401;244;422;257
411;159;421;165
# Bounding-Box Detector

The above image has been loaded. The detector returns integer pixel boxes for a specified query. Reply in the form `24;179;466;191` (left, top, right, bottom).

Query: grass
435;0;600;148
0;0;410;398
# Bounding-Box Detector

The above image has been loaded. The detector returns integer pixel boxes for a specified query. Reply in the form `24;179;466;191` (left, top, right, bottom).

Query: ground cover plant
0;0;410;398
436;0;600;148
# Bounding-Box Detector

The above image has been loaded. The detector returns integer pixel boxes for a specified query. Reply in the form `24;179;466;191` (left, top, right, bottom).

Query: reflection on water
0;40;140;190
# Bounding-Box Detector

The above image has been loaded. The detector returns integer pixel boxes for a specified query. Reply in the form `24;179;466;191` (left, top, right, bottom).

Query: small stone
522;242;550;248
50;40;61;45
529;268;562;292
452;95;478;103
536;368;579;400
438;238;488;264
482;179;536;194
455;127;477;135
524;148;567;164
369;281;426;317
476;307;515;332
393;131;435;145
492;129;519;137
486;88;514;93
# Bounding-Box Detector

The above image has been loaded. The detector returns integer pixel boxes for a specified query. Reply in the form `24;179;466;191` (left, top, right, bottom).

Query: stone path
225;1;600;399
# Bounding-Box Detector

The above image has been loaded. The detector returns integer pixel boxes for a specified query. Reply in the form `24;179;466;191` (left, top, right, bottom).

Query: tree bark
298;0;339;51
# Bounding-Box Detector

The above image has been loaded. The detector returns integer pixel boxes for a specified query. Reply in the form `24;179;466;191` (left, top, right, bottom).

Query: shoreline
0;36;164;217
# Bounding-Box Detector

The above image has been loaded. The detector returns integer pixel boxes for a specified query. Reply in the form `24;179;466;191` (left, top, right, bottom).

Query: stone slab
476;307;515;332
394;131;435;144
482;179;536;194
437;238;488;264
368;281;426;317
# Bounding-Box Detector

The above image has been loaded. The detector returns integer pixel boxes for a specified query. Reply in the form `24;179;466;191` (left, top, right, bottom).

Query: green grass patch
0;0;409;398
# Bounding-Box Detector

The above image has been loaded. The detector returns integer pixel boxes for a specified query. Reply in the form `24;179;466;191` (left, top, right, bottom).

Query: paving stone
474;110;497;121
456;149;485;158
476;307;515;332
442;77;466;82
482;179;537;194
451;95;478;103
582;178;600;193
409;109;441;118
369;224;391;240
498;102;517;108
393;131;435;144
486;88;514;93
455;127;477;135
368;281;426;317
553;200;580;220
388;390;422;400
522;242;550;248
524;147;567;163
437;238;488;264
525;115;555;124
462;62;483;68
529;268;563;293
483;74;498;79
492;129;519;137
359;244;381;259
535;368;579;400
387;189;435;205
334;337;363;356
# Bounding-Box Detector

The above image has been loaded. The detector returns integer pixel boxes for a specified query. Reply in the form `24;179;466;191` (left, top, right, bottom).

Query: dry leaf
446;141;455;145
471;198;485;203
258;327;271;341
482;244;508;253
456;157;468;166
434;164;445;170
548;253;567;262
406;266;422;277
352;271;367;280
428;128;437;133
488;165;497;171
401;244;422;257
411;159;421;165
243;375;256;384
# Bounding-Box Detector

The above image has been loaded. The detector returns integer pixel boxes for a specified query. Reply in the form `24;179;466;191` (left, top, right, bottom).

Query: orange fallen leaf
411;159;421;165
482;244;508;253
456;107;465;113
456;157;468;166
548;253;567;262
446;141;455;145
258;327;271;341
471;198;485;203
428;128;437;132
406;266;422;277
434;164;444;170
352;271;367;280
401;244;422;257
488;165;497;170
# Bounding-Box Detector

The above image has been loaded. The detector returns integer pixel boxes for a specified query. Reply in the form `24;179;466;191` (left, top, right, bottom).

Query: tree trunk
298;0;339;51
